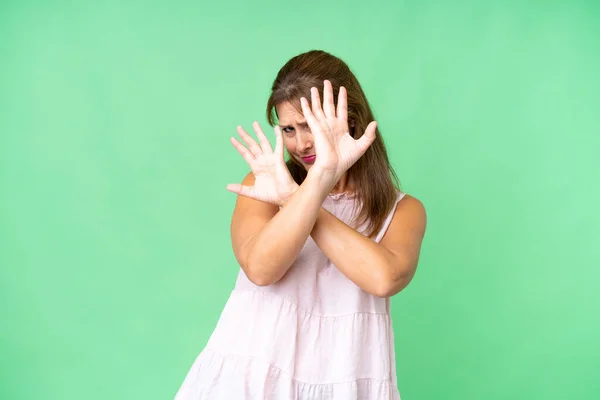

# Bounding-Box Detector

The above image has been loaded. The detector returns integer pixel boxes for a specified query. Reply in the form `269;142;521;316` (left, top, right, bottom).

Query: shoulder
396;193;427;226
240;171;256;185
381;193;427;243
397;193;426;215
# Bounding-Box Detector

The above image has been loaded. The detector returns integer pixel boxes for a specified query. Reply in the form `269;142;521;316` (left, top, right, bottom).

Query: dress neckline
327;191;357;200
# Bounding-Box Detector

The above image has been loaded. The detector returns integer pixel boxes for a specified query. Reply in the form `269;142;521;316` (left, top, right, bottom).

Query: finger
237;125;262;156
274;125;284;159
226;183;256;198
356;121;377;152
310;87;326;120
300;96;319;129
337;86;348;122
253;121;273;153
322;80;335;118
230;137;255;165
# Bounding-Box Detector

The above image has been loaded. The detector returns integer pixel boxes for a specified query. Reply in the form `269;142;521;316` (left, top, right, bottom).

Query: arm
231;171;331;286
228;80;384;286
310;195;427;297
294;82;426;296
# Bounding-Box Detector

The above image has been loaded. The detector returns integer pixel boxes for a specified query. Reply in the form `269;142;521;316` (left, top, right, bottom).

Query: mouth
301;155;316;164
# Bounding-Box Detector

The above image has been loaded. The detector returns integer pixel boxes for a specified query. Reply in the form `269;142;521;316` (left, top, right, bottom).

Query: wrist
305;168;337;194
279;183;300;207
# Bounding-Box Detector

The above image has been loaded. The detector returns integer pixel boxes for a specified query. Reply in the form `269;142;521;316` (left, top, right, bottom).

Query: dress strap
373;191;406;243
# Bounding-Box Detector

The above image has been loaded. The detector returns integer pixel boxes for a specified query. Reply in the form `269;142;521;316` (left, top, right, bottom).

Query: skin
276;101;354;195
226;80;427;297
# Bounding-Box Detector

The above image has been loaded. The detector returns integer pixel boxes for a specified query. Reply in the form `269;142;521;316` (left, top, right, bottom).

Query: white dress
175;191;406;399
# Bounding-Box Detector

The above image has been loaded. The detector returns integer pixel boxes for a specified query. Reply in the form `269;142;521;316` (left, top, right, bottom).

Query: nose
296;129;313;153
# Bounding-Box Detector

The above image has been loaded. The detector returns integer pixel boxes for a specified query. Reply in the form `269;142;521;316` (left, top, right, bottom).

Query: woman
175;50;427;399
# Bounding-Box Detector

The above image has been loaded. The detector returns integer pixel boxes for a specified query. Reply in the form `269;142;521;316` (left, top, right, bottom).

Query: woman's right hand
226;121;299;206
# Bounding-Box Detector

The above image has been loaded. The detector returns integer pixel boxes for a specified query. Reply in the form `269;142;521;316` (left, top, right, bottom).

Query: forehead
276;102;305;124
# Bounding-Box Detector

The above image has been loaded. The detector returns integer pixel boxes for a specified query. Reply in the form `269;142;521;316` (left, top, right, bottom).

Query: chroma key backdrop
1;1;599;399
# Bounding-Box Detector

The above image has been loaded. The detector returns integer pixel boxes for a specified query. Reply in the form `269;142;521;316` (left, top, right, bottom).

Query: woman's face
275;102;316;170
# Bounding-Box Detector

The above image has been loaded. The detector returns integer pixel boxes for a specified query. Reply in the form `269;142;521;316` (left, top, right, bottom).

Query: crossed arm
231;172;427;297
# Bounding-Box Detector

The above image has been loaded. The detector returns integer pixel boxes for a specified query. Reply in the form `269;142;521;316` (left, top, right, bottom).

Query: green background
1;1;599;399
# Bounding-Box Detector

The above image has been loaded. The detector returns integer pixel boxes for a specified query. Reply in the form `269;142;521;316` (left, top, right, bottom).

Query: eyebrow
279;120;307;127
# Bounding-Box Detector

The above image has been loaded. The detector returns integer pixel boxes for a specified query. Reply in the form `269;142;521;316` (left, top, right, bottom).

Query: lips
301;155;316;164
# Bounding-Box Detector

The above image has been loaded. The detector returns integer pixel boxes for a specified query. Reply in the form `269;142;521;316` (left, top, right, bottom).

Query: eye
282;126;295;135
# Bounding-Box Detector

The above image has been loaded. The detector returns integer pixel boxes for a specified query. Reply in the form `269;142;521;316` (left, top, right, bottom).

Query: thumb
356;121;377;152
226;183;254;198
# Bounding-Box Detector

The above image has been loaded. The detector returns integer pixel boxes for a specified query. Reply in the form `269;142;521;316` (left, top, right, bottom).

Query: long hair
266;50;400;238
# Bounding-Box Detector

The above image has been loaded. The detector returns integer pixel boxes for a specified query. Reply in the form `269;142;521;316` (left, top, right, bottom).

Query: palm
227;122;298;206
301;80;377;182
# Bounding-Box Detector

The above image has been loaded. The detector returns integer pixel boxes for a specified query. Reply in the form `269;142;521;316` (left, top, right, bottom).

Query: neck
331;172;354;195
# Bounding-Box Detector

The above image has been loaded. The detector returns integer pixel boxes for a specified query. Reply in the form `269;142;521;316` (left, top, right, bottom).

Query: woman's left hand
300;80;377;185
